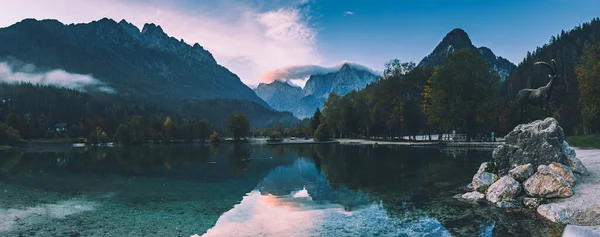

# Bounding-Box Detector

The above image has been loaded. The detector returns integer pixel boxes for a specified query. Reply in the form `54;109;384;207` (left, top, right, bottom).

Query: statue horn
534;61;556;76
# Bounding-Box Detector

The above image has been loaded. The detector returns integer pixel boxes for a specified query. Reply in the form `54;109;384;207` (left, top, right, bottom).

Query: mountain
0;18;268;107
418;28;516;81
254;80;302;112
255;63;380;118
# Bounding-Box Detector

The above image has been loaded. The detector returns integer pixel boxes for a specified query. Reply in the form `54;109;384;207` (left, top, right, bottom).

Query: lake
0;144;560;236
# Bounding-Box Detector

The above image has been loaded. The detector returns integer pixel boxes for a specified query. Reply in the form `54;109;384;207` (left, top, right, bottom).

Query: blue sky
1;0;599;87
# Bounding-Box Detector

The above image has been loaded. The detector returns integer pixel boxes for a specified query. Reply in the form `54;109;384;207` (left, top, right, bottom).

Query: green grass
564;134;600;149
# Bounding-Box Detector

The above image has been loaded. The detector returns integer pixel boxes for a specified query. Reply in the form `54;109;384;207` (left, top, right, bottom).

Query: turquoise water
0;144;558;236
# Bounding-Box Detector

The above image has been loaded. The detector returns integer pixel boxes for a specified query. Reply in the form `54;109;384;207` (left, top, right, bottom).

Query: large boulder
508;163;534;182
493;118;566;176
549;162;577;186
472;172;498;193
486;176;521;203
477;162;495;173
562;141;590;176
523;165;574;198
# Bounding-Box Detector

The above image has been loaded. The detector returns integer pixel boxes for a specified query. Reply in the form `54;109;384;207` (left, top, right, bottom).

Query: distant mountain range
0;18;301;127
0;18;268;107
255;63;380;118
419;28;516;81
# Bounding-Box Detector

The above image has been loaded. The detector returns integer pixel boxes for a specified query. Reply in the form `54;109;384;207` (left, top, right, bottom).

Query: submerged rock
486;176;521;203
496;199;522;209
461;191;485;202
562;141;590;176
523;197;542;209
494;118;566;176
523;165;573;198
549;162;577;186
508;163;534;182
472;172;498;193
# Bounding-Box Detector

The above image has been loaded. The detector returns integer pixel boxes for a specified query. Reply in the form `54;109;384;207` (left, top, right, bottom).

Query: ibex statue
517;59;558;121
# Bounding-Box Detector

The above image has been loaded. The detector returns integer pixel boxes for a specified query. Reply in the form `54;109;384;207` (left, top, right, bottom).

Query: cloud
258;61;380;87
0;0;322;86
343;11;354;16
0;59;115;93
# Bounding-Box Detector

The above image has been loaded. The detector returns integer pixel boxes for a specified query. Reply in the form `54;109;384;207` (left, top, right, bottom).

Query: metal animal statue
517;59;558;121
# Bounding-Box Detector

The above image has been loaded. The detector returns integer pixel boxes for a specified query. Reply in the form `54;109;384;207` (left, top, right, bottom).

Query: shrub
313;123;331;142
0;122;22;145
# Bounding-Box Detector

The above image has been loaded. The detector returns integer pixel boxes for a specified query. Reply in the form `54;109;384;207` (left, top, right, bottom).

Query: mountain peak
437;28;473;51
141;23;164;35
340;63;352;71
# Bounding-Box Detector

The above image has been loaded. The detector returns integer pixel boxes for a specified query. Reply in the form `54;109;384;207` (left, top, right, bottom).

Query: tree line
314;17;600;140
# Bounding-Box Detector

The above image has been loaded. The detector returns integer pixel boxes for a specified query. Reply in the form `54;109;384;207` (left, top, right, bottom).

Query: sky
1;0;599;88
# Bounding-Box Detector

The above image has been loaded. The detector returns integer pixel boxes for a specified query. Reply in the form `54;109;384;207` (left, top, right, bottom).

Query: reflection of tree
0;150;23;175
228;143;251;173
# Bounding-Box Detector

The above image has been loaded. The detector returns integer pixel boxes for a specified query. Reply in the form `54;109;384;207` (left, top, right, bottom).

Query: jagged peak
141;23;164;35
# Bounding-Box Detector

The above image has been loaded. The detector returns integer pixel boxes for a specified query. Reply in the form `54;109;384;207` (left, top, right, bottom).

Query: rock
508;163;534;182
523;165;574;198
537;204;574;224
486;176;521;203
523;197;542;208
461;191;485;202
494;118;566;176
496;199;522;208
562;141;590;176
562;225;600;237
477;162;495;173
472;172;498;193
549;162;577;186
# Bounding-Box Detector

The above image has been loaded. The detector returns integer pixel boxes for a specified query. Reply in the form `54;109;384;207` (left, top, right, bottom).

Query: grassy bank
565;135;600;149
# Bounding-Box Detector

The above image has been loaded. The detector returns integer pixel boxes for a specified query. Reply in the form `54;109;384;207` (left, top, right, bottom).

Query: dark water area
0;144;560;236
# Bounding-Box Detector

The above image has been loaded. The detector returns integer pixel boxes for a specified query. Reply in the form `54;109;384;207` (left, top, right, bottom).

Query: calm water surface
0;144;559;236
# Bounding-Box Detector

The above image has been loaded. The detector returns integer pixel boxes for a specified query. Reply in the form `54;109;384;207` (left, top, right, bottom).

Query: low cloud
258;61;380;87
0;59;115;93
343;11;354;16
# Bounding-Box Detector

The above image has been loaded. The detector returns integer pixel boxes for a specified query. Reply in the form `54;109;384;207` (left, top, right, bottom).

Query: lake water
0;144;560;236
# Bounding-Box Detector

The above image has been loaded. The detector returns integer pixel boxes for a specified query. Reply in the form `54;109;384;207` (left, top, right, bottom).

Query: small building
55;123;68;132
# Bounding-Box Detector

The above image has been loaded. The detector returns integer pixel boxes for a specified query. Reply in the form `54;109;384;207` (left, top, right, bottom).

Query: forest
314;18;600;141
0;83;298;145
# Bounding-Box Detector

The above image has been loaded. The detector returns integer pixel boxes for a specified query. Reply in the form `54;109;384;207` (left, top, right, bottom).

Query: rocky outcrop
508;163;534;182
493;118;566;176
460;119;594;227
523;165;574;198
486;176;521;203
472;171;498;193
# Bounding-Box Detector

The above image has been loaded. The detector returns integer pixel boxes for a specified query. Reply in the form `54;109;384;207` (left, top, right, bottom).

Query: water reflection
0;144;559;236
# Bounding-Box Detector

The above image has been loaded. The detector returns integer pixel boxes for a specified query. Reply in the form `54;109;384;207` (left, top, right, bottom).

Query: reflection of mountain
257;159;372;211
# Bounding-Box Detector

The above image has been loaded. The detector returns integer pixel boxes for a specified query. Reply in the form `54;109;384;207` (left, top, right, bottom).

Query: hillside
0;18;268;107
